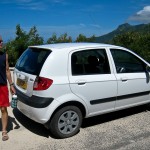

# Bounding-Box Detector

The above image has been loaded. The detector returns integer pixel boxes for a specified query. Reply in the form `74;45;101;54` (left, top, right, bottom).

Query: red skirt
0;85;10;107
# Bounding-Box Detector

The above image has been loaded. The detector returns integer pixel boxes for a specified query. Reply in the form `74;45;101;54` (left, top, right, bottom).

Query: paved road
0;103;150;150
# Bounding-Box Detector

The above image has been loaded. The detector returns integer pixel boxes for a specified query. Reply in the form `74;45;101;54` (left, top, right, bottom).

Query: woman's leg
1;107;8;131
1;107;9;141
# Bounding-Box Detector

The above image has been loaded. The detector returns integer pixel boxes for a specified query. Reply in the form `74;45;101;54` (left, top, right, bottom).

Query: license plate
17;78;27;90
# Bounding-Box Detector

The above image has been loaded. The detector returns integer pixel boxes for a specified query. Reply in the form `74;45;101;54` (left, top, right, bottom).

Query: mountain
95;23;150;43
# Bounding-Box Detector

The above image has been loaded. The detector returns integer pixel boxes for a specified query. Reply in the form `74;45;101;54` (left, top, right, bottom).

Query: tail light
33;77;53;90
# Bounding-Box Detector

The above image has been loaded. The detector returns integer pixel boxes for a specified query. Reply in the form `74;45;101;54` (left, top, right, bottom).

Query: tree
4;40;18;67
5;24;44;66
76;34;95;42
47;33;72;43
76;34;87;42
111;31;150;61
47;33;58;44
57;33;72;43
27;26;44;46
15;24;29;56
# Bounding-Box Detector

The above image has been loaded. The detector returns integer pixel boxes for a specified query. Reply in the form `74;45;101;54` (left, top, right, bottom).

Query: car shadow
11;104;150;138
0;116;20;133
82;104;149;128
12;108;51;138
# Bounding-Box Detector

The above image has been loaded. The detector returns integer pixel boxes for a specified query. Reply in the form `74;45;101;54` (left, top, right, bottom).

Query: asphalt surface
0;103;150;150
0;70;150;149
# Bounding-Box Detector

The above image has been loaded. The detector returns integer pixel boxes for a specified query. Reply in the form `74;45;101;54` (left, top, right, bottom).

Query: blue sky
0;0;150;42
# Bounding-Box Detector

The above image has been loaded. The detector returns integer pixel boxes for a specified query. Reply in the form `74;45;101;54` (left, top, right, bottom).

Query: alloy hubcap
58;110;79;134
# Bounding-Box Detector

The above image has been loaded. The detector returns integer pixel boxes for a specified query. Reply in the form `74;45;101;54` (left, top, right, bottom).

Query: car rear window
15;48;51;75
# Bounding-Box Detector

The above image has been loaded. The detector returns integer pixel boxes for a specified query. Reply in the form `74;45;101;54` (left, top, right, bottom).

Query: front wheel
49;106;82;139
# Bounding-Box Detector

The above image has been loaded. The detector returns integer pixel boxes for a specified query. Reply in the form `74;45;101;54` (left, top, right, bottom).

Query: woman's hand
10;85;16;95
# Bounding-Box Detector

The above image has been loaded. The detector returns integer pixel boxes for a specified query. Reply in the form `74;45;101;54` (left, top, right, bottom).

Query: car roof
29;42;122;52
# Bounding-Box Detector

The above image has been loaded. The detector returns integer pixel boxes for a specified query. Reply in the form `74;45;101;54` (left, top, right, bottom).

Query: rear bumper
16;89;54;108
17;101;51;124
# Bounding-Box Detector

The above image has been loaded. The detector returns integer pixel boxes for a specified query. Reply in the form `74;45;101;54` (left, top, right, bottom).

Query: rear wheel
49;106;82;139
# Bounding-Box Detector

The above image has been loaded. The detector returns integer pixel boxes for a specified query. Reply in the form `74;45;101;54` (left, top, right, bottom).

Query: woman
0;35;16;141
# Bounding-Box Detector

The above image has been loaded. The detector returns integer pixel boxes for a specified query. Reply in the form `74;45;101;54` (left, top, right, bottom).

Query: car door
68;48;118;116
110;48;150;109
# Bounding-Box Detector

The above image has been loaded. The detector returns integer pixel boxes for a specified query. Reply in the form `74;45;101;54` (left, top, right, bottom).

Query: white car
14;43;150;138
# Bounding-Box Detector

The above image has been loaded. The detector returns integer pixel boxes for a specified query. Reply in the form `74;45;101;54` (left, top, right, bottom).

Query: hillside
95;23;150;43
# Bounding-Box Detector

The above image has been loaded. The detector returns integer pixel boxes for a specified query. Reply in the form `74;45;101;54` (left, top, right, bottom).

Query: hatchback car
14;43;150;138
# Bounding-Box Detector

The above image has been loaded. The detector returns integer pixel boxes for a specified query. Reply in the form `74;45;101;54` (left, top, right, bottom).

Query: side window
71;49;110;75
110;49;146;73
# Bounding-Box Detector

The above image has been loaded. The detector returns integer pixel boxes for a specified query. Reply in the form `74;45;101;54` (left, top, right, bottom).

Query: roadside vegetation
2;24;150;66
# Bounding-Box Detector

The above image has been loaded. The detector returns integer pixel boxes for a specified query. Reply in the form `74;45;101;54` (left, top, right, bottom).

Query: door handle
76;80;86;85
78;82;86;85
121;77;128;82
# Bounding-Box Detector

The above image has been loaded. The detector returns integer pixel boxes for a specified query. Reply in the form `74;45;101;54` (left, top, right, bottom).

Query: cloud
52;0;66;4
19;1;46;10
17;0;33;2
128;6;150;23
90;24;101;29
0;0;33;4
0;0;67;10
0;0;46;10
79;23;86;27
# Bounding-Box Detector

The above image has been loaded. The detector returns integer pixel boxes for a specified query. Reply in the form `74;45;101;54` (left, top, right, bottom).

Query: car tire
49;105;82;139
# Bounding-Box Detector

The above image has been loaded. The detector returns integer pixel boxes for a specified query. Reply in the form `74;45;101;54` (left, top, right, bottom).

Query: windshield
15;48;51;75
